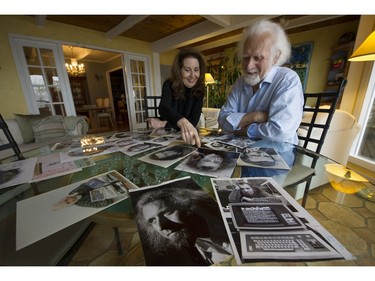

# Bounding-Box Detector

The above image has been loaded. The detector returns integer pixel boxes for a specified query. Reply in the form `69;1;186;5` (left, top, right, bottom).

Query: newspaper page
211;177;354;264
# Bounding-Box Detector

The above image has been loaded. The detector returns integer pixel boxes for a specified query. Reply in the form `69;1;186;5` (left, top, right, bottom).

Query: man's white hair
237;18;291;66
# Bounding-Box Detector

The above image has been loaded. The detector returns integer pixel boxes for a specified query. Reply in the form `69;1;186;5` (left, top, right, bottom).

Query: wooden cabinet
70;77;89;107
326;42;354;93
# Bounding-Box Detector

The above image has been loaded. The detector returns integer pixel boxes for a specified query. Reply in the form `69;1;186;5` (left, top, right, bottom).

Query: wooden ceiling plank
106;15;149;39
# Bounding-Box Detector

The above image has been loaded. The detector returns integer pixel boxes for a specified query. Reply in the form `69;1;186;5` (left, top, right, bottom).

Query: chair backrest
0;114;24;161
298;78;347;154
144;96;161;128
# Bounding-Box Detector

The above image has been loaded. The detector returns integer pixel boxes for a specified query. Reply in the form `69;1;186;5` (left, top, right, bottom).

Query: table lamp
346;30;375;200
325;163;368;194
204;73;215;108
348;30;375;62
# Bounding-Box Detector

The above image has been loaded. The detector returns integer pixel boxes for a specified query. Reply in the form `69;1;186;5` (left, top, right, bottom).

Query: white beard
244;74;261;86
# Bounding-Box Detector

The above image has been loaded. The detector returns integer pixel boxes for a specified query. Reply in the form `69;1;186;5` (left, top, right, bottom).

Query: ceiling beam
179;15;346;54
152;21;223;53
203;15;231;27
106;15;149;39
152;15;278;53
35;15;46;28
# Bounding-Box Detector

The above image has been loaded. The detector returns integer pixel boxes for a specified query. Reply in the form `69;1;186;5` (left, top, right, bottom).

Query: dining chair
298;78;347;154
0;114;24;162
284;78;348;207
144;96;161;129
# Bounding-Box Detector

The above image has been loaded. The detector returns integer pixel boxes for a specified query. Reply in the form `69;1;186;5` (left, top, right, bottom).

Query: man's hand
177;118;201;147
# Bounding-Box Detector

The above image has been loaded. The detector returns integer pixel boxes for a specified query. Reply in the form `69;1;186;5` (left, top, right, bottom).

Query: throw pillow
32;116;68;143
13;113;45;143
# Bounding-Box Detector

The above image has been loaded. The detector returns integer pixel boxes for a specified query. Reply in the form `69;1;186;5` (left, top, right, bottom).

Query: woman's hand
177;118;201;147
147;118;167;129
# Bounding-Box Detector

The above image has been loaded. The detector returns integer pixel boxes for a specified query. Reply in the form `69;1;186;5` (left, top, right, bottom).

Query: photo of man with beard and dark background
130;177;233;266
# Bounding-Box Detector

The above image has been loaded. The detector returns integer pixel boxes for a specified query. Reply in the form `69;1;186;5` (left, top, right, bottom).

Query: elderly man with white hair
218;19;304;145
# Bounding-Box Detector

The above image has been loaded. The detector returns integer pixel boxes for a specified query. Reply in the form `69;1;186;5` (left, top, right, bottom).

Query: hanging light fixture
65;46;86;77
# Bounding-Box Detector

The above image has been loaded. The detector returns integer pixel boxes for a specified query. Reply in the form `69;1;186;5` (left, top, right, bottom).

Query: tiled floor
68;223;144;266
66;183;375;266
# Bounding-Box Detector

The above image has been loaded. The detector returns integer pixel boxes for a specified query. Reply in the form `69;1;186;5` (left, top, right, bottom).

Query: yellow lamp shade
349;31;375;62
325;163;368;194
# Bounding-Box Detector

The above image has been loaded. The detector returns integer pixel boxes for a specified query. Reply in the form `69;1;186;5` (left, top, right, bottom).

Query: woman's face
196;153;223;171
180;57;200;88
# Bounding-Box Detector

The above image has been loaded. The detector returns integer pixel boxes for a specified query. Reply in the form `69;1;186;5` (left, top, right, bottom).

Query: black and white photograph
60;143;116;163
0;158;37;189
211;177;349;264
215;134;257;149
204;140;238;152
145;135;180;146
175;147;240;178
129;177;233;266
138;144;197;168
121;142;163;156
237;147;291;170
212;178;287;213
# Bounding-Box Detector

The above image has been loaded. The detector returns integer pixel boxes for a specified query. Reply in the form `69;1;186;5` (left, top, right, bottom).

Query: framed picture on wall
285;42;314;92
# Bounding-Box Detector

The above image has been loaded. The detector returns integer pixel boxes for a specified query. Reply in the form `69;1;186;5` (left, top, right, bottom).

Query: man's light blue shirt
218;66;304;145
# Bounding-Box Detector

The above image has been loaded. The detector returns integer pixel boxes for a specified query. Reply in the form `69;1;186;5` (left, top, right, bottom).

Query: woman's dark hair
170;47;207;99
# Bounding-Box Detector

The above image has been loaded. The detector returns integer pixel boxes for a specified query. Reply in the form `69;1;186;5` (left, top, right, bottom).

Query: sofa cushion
32;116;68;143
0;118;24;145
14;113;45;143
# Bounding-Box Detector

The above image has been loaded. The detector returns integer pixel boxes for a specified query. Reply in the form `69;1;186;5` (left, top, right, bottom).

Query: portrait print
129;177;233;266
175;147;240;178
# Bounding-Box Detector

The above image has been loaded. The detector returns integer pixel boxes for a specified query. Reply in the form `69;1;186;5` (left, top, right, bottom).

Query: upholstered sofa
0;114;88;160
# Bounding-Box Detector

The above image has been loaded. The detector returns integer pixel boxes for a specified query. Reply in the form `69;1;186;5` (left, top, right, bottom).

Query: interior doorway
108;68;129;131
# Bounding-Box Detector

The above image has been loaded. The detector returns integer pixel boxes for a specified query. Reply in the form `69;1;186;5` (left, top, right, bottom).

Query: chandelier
65;47;86;77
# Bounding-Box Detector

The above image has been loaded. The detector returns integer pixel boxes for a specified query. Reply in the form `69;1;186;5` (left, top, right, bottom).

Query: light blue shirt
218;66;304;145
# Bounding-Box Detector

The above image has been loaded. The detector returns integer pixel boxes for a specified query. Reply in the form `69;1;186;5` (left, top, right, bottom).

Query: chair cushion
14;113;45;143
32;116;68;143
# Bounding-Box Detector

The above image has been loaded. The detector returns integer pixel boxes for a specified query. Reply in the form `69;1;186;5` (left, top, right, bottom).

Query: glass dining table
0;131;374;266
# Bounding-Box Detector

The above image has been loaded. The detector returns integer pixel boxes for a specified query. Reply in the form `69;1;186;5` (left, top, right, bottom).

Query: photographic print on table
175;147;240;178
204;140;238;152
59;143;116;163
216;134;257;149
211;178;288;214
145;135;180;146
121;142;163;157
16;170;137;251
149;127;180;137
237;147;291;170
0;158;37;189
138;144;197;168
129;176;233;265
211;177;347;264
114;138;141;149
109;131;133;141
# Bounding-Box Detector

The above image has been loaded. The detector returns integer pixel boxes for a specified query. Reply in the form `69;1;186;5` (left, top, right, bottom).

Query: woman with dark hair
147;47;207;148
